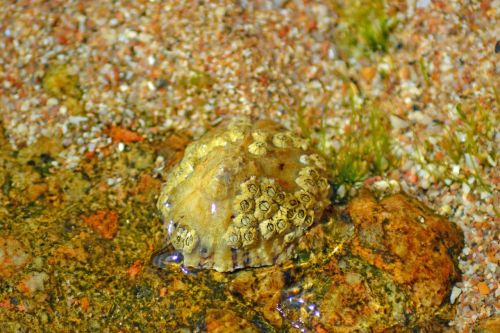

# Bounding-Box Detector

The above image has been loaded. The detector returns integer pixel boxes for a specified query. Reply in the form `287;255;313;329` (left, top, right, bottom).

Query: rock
205;308;259;333
473;315;500;333
222;190;463;331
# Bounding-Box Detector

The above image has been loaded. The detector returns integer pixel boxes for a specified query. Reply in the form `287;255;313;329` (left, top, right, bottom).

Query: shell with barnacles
156;118;331;272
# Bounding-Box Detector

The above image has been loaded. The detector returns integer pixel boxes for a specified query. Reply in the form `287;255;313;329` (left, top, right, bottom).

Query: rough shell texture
157;118;331;272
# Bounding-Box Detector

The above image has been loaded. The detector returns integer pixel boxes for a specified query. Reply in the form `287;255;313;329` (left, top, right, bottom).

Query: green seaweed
330;87;395;186
332;0;398;59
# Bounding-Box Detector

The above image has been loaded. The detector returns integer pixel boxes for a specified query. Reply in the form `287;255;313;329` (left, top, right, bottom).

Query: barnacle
295;190;314;208
241;177;261;197
223;226;241;248
296;174;318;194
259;219;276;240
299;153;327;170
292;206;308;226
288;132;310;150
183;230;199;253
236;194;255;214
254;197;278;220
170;226;199;253
240;227;257;247
284;229;303;243
272;211;289;234
261;179;278;198
273;191;286;204
251;130;269;142
234;214;257;228
283;196;300;211
156;117;331;272
299;166;320;179
309;154;327;170
170;228;186;249
272;132;293;148
248;141;267;156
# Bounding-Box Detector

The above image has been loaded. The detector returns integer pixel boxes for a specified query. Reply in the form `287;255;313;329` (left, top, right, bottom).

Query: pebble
21;272;48;293
450;286;462;304
390;115;410;129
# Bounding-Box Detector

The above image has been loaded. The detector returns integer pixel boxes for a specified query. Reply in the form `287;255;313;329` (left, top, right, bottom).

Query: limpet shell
157;118;331;272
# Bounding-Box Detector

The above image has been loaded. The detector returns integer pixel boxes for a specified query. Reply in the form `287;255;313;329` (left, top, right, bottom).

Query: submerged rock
156;118;331;272
225;190;463;331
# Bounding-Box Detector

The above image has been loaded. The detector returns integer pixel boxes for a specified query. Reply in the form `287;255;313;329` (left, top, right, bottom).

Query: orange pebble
360;66;377;82
477;282;490;295
127;260;142;278
106;126;144;143
79;297;90;312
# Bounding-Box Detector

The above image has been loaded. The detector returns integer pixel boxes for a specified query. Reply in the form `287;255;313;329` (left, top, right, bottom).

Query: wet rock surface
0;119;463;331
215;189;464;332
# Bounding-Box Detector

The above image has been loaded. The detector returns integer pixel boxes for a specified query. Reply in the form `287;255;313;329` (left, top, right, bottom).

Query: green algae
42;64;83;100
331;0;398;59
42;64;84;115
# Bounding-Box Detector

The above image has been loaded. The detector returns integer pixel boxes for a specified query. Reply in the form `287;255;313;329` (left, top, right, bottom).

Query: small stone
477;282;490;295
18;272;48;294
373;180;389;192
439;204;451;215
360;66;376;82
389;115;409;129
0;237;30;278
450;286;462;304
337;184;346;198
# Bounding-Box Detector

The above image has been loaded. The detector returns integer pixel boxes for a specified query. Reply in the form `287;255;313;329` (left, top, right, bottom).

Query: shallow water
0;131;462;331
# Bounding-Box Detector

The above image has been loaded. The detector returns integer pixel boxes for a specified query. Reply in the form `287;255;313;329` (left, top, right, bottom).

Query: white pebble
373;180;389;193
389;115;409;129
337;184;346;198
408;111;432;125
68;116;88;125
462;182;471;195
487;262;497;273
450;286;462;304
47;97;59;107
416;0;431;8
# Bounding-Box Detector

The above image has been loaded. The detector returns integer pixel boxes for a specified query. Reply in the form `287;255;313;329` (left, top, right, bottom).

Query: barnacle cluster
157;118;331;272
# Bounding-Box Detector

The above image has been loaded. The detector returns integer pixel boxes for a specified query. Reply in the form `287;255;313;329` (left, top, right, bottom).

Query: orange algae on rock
347;190;463;318
156;118;331;272
83;210;119;240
